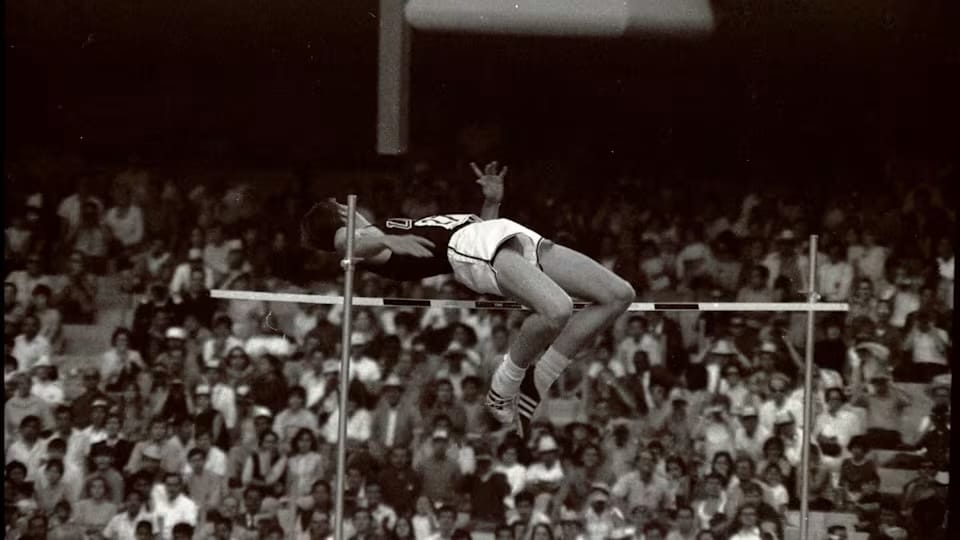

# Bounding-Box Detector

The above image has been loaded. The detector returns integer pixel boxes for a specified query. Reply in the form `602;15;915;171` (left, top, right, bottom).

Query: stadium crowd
4;158;954;540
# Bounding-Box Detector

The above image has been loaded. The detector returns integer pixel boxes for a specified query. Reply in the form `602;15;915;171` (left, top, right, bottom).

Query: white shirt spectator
733;424;770;463
349;355;383;385
150;484;198;540
525;461;565;485
30;379;65;406
202;336;245;365
203;243;230;278
104;206;144;247
102;509;159;540
210;383;237;430
937;254;954;310
12;334;52;371
818;259;854;301
57;194;104;236
852;245;889;291
182;446;228;478
169;263;215;298
322;407;372;444
905;327;950;366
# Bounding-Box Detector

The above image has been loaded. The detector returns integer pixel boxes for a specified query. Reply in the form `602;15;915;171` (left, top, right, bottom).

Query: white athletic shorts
447;218;546;296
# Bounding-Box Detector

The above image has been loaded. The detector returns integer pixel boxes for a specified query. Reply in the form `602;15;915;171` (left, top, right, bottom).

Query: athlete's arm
471;161;506;221
334;226;435;265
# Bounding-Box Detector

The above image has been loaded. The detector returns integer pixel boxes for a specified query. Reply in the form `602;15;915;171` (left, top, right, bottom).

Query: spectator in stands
901;310;950;381
813;386;863;469
67;200;111;274
818;242;854;302
12;314;52;372
7;253;55;308
838;436;876;505
104;186;144;252
29;284;62;353
29;356;64;406
850;373;910;450
101;327;145;392
169;249;216;301
57;251;98;324
5;282;27;330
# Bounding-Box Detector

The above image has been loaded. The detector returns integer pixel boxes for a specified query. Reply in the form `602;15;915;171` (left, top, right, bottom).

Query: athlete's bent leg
485;240;574;424
514;242;635;431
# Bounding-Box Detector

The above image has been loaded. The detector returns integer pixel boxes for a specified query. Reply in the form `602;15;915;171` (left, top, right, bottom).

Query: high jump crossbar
210;290;848;313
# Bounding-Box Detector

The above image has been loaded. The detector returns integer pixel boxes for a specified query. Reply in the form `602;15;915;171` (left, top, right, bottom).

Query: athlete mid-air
301;162;635;437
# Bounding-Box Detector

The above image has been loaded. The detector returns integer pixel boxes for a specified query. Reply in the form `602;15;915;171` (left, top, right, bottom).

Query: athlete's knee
539;294;574;333
605;278;636;309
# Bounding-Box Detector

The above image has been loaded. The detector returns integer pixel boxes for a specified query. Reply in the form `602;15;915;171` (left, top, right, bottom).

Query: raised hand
383;235;436;257
471;161;507;203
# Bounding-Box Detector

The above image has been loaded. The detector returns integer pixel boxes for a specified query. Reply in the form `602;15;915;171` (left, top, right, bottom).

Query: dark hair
293;428;319;452
46;438;67;453
187;448;205;461
31;284;52;298
111;327;132;346
514;490;535;506
44;458;65;475
301;201;341;252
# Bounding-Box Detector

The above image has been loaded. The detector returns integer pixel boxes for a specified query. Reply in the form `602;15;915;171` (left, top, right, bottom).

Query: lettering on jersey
385;218;413;230
414;214;477;230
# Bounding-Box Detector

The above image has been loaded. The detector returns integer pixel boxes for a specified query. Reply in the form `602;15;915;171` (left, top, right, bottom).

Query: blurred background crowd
3;151;954;540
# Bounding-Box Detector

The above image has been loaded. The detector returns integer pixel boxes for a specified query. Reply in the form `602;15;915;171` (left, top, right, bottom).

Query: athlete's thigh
538;242;633;303
492;245;572;317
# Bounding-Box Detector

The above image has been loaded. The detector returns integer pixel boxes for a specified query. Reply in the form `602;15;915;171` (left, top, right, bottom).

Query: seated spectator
900;310;950;381
151;472;199;540
273;386;320;445
73;476;119;536
178;268;218;327
101;489;157;540
67;200;111;274
5;282;27;329
582;482;623;540
29;285;62;353
7;252;55;307
849;373;910;450
813;386;863;468
416;429;462;505
217;239;254;289
796;445;834;511
169;249;216;301
90;413;134;472
104;185;144;251
56;251;98;324
12;314;52;371
838;436;877;504
369;374;422;461
613;448;670;516
29;357;64;406
733;406;769;464
34;459;75;513
5;373;52;438
817;242;854;302
321;383;372;447
100;327;145;393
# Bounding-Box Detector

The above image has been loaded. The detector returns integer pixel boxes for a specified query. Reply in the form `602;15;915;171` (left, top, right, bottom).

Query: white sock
533;347;572;397
490;354;526;400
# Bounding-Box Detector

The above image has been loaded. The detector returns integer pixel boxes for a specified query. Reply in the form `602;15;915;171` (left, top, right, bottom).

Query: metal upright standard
799;235;820;540
333;195;358;540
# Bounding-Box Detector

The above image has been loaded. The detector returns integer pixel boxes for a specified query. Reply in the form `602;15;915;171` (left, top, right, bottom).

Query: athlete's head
301;200;342;252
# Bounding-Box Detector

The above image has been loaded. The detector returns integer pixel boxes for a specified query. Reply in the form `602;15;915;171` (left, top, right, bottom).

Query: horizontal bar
211;290;848;312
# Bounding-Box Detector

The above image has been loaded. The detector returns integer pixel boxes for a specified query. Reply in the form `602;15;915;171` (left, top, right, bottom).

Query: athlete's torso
365;213;481;281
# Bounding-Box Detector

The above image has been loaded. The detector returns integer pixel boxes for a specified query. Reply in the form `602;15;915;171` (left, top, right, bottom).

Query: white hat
774;410;795;425
188;248;203;260
855;342;890;360
226;239;244;251
194;384;211;395
165;327;187;340
253;406;273;419
777;229;796;241
322;360;340;375
432;429;450;441
382;374;403;388
350;333;367;346
668;387;690;404
739;405;759;417
709;340;736;355
537;435;559;453
758;341;779;354
204;359;220;370
236;385;251;397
